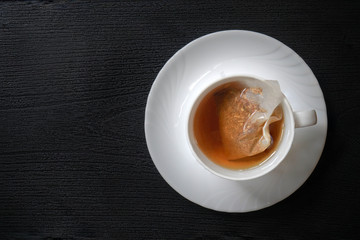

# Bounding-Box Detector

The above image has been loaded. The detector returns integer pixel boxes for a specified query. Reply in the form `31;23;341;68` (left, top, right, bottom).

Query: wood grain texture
0;0;359;239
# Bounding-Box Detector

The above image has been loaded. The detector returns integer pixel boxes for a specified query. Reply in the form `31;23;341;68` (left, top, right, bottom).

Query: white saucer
145;30;327;212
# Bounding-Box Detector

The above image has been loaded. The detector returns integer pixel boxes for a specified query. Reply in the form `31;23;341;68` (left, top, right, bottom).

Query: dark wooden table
1;1;359;239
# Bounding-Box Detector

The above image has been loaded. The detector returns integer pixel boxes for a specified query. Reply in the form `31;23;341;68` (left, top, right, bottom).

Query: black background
1;1;359;239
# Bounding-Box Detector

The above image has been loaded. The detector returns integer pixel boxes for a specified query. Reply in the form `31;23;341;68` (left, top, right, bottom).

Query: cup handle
294;110;317;128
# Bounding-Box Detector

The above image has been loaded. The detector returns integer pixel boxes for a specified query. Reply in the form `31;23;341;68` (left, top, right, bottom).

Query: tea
193;82;284;170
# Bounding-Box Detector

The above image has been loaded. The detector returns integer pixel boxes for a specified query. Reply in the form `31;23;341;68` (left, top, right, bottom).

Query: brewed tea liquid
193;82;284;170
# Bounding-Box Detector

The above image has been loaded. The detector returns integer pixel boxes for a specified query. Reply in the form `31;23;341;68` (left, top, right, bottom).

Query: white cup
187;75;317;181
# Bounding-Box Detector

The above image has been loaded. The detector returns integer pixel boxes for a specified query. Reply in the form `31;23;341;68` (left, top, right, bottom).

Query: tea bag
215;80;284;160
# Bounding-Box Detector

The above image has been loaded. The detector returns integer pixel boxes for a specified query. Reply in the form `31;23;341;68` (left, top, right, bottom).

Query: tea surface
193;82;284;170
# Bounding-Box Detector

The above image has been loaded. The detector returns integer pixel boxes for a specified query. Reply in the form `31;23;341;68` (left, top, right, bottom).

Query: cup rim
186;75;295;181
